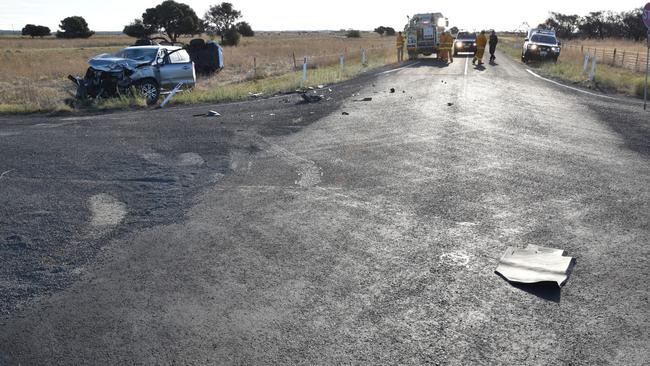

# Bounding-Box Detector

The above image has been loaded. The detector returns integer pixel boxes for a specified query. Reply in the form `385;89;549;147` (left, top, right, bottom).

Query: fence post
292;52;297;70
636;52;640;72
301;57;307;87
581;45;584;54
621;50;626;68
253;57;257;78
361;48;367;66
612;48;616;66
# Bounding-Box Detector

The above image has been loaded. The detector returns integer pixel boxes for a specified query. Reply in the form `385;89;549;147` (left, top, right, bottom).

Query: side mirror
524;38;529;42
558;42;562;46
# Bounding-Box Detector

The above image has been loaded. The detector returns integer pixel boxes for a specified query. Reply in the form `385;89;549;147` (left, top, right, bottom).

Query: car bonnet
88;54;151;72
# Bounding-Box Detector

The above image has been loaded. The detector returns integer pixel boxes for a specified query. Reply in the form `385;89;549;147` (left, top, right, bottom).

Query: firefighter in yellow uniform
396;32;405;62
473;30;488;65
439;31;454;63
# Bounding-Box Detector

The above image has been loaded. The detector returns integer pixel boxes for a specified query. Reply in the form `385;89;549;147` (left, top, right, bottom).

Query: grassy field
498;36;648;98
0;32;394;114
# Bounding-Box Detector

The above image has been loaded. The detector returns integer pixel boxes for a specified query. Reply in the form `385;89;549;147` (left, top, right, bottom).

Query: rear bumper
407;46;439;54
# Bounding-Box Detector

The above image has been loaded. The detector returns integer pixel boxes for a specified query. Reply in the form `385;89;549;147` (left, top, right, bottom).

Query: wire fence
562;44;649;73
241;45;395;82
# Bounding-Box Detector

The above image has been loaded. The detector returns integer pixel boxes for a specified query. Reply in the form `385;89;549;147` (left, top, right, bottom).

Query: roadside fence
563;44;649;73
246;45;395;82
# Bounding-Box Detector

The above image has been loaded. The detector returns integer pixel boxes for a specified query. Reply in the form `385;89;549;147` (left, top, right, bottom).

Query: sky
0;0;646;32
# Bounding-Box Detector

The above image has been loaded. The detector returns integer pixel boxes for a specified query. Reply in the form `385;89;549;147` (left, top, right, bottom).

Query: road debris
354;97;372;102
249;92;264;98
342;112;350;115
495;245;575;287
193;110;221;117
301;93;323;103
390;88;396;93
447;102;454;106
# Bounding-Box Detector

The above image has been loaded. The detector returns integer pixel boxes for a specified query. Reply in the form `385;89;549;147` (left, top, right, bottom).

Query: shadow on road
496;273;562;303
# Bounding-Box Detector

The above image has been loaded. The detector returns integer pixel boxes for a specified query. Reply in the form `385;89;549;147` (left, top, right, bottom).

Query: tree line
540;8;648;40
123;1;254;46
22;16;94;38
20;1;254;46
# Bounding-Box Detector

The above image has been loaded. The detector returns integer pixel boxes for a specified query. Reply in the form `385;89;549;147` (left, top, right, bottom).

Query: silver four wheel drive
69;45;196;105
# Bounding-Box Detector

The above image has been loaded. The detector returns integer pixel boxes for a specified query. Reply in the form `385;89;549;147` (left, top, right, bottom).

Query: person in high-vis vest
439;31;454;63
396;32;405;63
473;30;488;65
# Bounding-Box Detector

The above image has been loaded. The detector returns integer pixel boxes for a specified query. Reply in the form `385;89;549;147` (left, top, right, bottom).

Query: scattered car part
159;82;184;108
301;94;322;103
495;245;575;287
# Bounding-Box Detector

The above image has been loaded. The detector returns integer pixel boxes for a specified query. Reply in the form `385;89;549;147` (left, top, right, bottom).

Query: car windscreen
115;48;158;62
457;33;476;40
531;34;557;44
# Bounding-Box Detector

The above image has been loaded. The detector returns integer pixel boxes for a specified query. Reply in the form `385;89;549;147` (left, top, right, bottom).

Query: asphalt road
1;52;649;365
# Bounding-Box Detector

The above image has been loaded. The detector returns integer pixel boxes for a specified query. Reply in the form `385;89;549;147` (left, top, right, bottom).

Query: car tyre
136;79;160;106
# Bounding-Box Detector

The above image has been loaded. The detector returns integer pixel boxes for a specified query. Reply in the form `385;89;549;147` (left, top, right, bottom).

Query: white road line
0;169;14;180
464;57;469;76
380;61;421;75
525;69;642;104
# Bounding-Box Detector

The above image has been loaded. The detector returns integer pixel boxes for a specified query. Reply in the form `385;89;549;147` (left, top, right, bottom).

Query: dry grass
499;35;648;97
561;38;647;53
0;32;394;114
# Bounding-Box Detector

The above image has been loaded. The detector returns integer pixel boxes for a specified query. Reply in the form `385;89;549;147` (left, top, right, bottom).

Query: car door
158;49;195;88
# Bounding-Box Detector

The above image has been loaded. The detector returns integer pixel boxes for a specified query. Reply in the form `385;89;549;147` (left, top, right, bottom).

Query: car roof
123;45;182;51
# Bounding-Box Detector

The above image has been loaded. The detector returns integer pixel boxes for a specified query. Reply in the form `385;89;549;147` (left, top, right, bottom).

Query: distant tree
346;29;361;38
579;11;607;39
142;0;201;42
374;26;386;36
203;2;242;42
123;18;156;38
384;27;396;36
449;26;459;35
221;27;241;46
542;12;580;39
236;21;254;37
56;16;94;38
620;8;647;41
22;24;50;38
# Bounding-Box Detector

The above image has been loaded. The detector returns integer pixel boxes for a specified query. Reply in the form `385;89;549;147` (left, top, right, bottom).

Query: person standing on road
396;32;405;63
473;30;488;65
489;30;499;62
439;31;454;63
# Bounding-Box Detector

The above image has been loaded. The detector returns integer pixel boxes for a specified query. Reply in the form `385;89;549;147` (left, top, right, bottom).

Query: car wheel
136;79;160;106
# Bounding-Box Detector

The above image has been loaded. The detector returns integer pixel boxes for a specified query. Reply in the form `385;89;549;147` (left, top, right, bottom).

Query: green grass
498;37;648;98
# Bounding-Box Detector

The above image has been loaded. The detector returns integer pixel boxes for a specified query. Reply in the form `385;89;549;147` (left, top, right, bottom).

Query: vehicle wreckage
68;38;224;105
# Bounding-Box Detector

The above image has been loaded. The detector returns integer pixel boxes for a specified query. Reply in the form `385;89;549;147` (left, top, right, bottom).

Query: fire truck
405;13;449;60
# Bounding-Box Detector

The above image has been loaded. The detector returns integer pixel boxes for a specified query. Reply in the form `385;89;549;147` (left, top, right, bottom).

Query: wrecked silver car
69;45;196;105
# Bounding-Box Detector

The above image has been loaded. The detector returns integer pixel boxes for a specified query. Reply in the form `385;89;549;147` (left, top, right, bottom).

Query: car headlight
552;47;560;52
530;44;538;50
456;42;464;48
473;42;477;46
